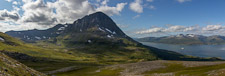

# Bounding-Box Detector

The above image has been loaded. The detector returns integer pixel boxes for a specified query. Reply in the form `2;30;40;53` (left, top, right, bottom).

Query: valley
54;60;225;76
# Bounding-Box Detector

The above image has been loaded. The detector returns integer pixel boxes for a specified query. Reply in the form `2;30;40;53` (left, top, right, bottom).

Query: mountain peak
73;12;109;24
6;12;127;42
71;12;126;37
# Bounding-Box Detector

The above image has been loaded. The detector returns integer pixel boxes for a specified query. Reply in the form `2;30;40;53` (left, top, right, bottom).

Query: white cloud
129;0;143;13
101;0;109;5
202;25;224;31
136;27;163;34
96;2;127;16
136;25;199;34
183;25;199;31
0;9;20;21
12;1;18;5
0;0;128;32
135;24;225;37
132;15;140;19
20;0;57;26
176;0;192;3
163;25;186;32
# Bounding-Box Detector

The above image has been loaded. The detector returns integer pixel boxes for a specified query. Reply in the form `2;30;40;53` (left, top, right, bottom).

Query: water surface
141;42;225;59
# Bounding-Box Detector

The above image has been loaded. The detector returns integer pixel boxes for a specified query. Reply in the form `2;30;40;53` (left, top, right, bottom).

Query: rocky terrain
0;52;46;76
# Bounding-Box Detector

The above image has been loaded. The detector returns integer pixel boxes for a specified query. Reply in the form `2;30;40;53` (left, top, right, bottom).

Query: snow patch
98;27;105;32
113;31;116;34
64;25;68;27
56;32;60;34
176;34;184;37
58;27;65;31
105;28;113;33
88;40;92;43
43;36;46;39
187;34;195;37
0;37;4;41
35;36;41;40
107;35;114;38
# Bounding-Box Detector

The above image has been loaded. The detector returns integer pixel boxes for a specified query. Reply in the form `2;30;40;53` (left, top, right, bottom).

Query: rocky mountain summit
6;12;129;43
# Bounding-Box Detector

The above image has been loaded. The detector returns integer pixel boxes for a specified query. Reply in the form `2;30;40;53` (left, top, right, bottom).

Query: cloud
0;9;20;21
202;25;224;31
136;27;163;34
136;25;199;34
0;22;44;32
0;0;128;32
135;24;225;37
183;25;199;31
96;2;127;16
132;15;140;19
129;0;143;13
12;1;19;5
20;0;57;26
163;25;186;32
101;0;109;5
176;0;192;3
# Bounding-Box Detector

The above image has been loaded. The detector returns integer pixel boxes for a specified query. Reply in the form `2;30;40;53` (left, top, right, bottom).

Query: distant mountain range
5;12;215;63
137;34;225;45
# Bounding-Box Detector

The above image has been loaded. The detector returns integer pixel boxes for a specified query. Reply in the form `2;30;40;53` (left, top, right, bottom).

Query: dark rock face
6;12;127;43
69;12;126;37
1;51;37;61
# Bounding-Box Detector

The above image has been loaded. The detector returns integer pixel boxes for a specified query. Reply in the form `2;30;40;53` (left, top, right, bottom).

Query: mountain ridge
6;12;129;43
137;34;225;45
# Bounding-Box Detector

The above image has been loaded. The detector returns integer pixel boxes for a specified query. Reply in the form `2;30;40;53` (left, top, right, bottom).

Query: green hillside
0;32;77;61
0;52;46;76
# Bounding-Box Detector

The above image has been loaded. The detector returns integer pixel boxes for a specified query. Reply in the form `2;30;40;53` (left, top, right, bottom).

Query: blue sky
1;0;225;37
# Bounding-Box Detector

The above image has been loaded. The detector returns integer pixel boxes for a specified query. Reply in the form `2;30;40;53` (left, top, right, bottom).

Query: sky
0;0;225;38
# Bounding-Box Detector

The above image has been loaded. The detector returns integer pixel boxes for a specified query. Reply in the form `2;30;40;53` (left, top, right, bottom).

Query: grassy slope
0;32;78;61
0;32;159;73
55;60;225;76
0;52;46;76
144;61;225;76
1;32;223;76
